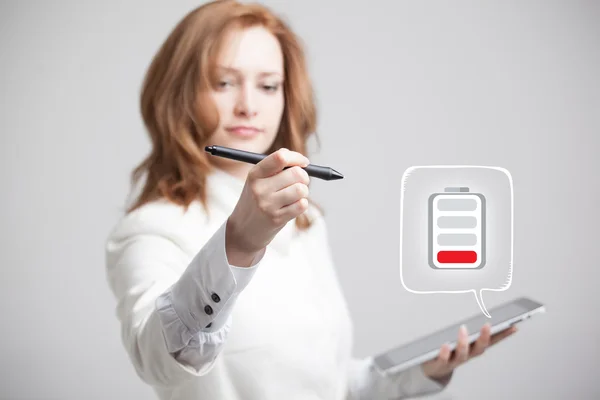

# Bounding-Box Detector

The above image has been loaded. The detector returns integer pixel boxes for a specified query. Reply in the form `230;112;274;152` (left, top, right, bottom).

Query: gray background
1;0;598;399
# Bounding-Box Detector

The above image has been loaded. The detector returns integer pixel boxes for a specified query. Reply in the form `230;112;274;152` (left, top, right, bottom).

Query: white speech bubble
399;165;514;318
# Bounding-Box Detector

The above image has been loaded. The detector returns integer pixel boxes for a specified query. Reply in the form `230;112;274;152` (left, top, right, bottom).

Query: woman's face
208;26;285;177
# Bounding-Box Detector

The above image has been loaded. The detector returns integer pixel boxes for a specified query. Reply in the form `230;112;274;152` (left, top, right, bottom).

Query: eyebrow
215;65;283;78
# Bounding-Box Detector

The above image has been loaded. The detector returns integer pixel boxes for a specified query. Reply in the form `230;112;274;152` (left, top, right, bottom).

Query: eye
262;83;281;93
218;80;234;88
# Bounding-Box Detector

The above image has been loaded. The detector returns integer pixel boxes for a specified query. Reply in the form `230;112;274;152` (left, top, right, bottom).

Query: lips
226;126;262;137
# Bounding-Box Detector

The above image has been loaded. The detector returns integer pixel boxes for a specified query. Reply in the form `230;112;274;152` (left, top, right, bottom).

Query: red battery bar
437;250;478;264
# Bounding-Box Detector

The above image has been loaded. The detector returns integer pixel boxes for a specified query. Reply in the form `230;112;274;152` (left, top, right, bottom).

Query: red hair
127;0;321;229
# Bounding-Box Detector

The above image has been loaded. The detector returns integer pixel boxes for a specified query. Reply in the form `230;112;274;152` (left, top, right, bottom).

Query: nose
234;84;258;118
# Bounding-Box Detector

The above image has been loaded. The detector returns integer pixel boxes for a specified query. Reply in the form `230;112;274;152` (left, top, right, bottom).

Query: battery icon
428;187;486;269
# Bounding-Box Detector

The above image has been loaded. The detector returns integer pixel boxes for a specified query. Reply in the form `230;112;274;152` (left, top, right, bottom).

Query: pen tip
331;168;344;180
205;146;213;153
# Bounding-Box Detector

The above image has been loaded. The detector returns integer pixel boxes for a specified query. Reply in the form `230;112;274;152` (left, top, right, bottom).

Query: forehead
215;26;284;75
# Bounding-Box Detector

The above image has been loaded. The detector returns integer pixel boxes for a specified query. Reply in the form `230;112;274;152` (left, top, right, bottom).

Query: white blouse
105;168;447;400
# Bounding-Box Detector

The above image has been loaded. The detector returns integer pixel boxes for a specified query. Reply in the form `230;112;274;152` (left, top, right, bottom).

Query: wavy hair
127;0;321;230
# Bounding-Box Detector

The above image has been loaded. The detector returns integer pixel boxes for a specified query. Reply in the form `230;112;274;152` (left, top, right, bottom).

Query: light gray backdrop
1;0;598;399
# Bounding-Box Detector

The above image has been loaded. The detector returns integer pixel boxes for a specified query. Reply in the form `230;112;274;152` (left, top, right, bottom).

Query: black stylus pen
205;145;344;181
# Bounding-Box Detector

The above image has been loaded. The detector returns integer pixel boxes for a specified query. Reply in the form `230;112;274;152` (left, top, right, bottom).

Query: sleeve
345;356;448;399
105;220;264;388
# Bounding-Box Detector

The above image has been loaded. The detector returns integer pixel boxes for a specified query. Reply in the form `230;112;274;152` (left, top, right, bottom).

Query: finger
251;148;309;179
423;343;452;373
471;323;491;357
490;325;517;346
272;182;309;208
437;343;452;364
261;165;310;193
278;197;309;219
451;325;469;367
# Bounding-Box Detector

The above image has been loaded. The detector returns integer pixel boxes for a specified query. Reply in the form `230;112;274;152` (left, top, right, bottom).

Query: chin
217;136;275;154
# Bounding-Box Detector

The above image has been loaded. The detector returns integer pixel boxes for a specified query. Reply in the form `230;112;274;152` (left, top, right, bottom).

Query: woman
105;1;516;399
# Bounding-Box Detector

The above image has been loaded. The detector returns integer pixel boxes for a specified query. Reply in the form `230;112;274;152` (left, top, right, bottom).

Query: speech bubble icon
399;166;513;318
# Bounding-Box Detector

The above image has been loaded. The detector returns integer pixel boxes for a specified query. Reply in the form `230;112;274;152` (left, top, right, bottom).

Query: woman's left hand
421;323;518;385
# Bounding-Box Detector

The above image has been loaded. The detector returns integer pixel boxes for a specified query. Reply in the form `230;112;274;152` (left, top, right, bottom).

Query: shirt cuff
230;262;260;292
400;362;448;396
157;220;264;352
349;356;448;399
372;356;448;399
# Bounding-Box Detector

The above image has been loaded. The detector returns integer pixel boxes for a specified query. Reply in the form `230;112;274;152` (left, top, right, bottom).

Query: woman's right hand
225;148;311;267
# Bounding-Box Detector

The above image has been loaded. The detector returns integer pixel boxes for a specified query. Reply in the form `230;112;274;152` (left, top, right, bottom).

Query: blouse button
204;305;214;315
211;293;221;303
206;322;212;328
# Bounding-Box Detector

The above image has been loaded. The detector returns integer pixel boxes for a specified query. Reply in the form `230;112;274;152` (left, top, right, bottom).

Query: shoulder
105;198;218;256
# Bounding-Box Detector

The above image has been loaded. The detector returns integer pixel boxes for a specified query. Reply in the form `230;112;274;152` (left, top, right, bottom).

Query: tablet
372;296;545;376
